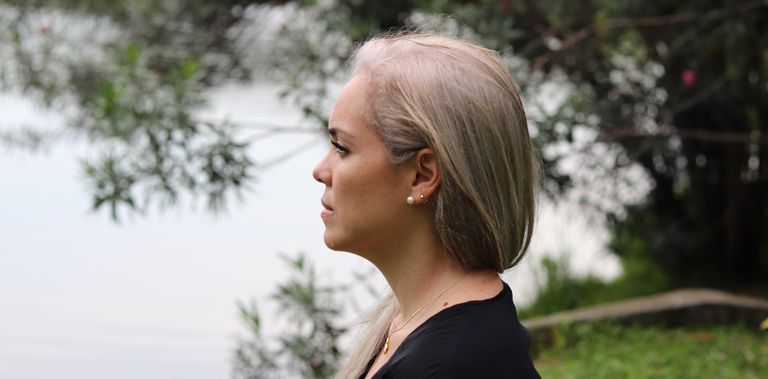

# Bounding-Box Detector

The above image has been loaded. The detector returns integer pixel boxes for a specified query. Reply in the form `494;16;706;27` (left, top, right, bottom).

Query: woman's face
312;75;413;256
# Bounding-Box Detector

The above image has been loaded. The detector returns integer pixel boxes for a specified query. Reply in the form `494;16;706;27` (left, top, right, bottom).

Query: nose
312;150;332;185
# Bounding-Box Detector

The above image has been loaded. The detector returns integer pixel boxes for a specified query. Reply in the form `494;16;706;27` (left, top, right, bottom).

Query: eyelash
331;141;349;156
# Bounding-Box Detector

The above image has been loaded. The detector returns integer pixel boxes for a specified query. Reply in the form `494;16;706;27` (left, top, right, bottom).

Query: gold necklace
383;277;464;354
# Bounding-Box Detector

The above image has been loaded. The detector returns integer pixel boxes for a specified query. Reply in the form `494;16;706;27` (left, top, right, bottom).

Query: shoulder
380;283;540;379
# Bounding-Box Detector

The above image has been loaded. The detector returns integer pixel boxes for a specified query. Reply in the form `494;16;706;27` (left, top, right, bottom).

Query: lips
321;199;334;220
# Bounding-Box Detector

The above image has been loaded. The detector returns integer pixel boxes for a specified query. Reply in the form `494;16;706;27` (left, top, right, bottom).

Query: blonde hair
333;33;538;379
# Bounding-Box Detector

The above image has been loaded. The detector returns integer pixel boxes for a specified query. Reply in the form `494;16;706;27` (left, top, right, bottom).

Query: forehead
329;75;371;134
331;75;368;120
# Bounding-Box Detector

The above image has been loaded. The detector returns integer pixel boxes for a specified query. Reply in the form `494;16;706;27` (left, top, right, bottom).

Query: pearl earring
406;196;415;205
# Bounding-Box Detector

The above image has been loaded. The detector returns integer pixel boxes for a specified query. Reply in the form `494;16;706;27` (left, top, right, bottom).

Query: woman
313;33;540;379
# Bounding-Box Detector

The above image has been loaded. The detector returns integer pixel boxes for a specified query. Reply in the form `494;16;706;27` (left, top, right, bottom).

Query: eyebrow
328;126;353;139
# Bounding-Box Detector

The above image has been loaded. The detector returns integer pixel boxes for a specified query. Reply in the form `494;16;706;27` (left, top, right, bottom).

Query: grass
520;247;767;378
533;323;767;379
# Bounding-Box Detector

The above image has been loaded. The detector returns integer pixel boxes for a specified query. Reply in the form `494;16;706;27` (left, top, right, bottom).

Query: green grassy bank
533;323;766;379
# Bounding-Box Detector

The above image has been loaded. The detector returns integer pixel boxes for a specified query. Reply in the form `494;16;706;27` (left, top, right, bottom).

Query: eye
331;141;349;156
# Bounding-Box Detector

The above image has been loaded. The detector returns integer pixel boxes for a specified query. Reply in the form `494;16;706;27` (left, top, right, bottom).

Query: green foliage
518;257;610;320
233;254;347;379
534;323;768;379
4;0;766;280
0;0;254;220
258;0;768;281
232;300;278;379
4;0;765;374
519;254;670;320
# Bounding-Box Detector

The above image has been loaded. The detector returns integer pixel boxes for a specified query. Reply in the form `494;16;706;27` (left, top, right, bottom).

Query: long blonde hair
333;33;538;379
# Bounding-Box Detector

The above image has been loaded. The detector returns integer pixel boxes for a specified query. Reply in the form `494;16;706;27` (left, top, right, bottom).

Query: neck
392;258;464;318
359;214;502;320
366;232;466;318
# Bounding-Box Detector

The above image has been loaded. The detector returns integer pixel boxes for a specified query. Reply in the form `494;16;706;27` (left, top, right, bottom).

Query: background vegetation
534;322;767;379
1;0;766;378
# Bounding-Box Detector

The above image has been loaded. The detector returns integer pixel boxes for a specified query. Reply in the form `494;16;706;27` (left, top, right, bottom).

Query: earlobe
406;193;429;206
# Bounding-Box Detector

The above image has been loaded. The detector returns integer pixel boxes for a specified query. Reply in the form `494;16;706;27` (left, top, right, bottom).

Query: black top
361;282;541;379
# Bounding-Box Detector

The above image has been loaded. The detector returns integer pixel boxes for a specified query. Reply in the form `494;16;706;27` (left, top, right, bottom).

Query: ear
409;148;441;204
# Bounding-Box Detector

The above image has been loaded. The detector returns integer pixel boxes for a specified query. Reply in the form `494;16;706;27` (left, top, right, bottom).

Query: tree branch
609;0;766;28
599;128;768;144
256;137;324;172
667;75;727;118
529;0;767;70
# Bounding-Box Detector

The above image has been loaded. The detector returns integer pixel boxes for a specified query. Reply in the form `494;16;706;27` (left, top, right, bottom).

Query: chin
323;232;345;251
323;233;362;256
324;239;339;251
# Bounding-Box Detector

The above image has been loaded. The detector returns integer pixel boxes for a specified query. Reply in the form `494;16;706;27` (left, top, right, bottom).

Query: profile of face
312;75;417;257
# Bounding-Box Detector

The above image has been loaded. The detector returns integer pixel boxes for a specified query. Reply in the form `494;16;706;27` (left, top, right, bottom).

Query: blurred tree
233;254;347;379
1;0;262;219
1;0;766;351
252;0;768;284
4;1;765;377
487;0;768;286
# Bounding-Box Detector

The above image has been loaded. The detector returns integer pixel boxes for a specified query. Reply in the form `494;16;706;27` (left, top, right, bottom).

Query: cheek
335;163;404;217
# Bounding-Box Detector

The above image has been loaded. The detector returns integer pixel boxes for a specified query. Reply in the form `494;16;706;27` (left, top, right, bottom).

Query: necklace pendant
383;335;391;354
